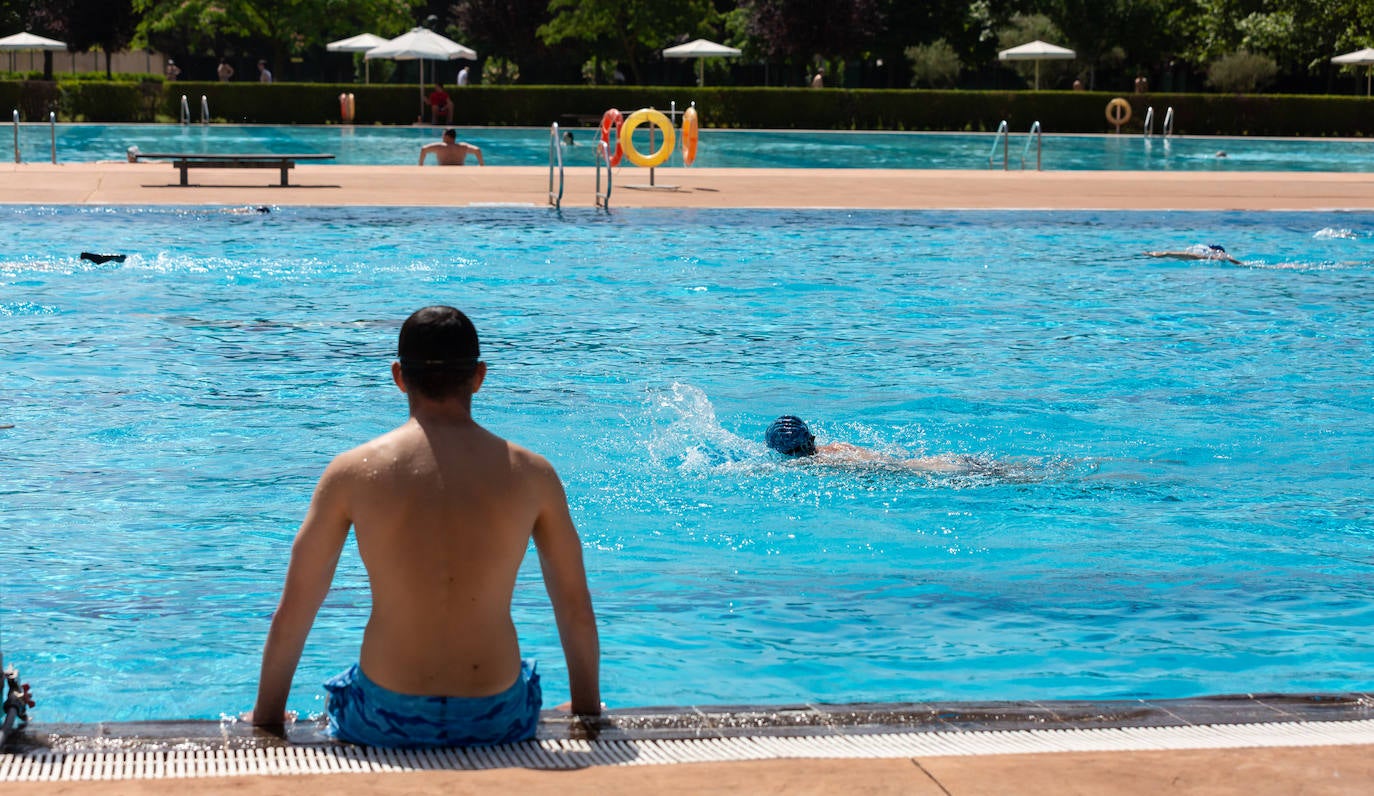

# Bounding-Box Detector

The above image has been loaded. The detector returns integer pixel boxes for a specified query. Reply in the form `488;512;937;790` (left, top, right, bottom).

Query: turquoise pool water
14;122;1374;170
2;206;1372;723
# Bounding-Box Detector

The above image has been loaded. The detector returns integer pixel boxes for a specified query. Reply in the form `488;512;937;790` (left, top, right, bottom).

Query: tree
64;0;139;78
538;0;716;84
451;0;557;81
745;0;883;64
1044;0;1174;89
132;0;416;78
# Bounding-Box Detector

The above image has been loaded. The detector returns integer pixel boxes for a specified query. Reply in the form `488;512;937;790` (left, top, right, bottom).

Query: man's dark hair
397;306;481;400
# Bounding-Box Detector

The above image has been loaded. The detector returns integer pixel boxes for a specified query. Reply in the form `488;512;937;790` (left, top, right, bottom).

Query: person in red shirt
428;83;453;125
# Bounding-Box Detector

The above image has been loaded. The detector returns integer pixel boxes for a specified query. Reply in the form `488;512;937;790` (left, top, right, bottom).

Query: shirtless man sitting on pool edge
251;306;600;747
419;129;485;166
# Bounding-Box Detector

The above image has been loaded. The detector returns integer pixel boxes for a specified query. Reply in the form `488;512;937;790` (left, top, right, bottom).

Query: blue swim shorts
323;661;541;748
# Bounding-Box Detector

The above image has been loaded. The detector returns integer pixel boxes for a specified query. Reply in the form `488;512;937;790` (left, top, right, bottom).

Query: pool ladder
1143;106;1174;138
180;95;211;126
10;108;58;163
594;138;612;209
988;120;1042;170
548;122;564;208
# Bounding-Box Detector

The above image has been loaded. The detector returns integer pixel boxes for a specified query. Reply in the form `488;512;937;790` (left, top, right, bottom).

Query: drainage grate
3;720;1372;782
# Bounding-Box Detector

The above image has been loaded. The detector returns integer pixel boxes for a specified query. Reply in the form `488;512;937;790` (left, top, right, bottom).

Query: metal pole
11;109;18;164
49;111;55;163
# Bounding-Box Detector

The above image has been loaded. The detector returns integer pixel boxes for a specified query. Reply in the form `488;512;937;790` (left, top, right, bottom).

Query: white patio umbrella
326;33;389;83
998;39;1076;90
1331;47;1374;95
367;28;476;120
662;38;742;87
0;31;67;76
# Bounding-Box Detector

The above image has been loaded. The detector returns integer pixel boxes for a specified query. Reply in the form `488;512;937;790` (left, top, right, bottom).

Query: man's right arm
530;457;600;715
251;457;352;724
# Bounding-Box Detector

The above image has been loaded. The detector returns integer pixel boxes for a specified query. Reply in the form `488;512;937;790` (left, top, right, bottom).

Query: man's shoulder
328;426;411;471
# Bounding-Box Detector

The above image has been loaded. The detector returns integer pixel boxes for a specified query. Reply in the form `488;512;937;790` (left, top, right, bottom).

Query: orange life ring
598;108;625;167
681;106;699;167
1105;97;1132;127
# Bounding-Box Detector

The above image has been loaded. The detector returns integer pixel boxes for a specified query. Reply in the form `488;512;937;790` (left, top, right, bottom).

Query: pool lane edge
5;692;1370;761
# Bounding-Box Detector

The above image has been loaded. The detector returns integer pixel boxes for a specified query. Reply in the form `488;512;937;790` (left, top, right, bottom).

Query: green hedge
6;79;1374;136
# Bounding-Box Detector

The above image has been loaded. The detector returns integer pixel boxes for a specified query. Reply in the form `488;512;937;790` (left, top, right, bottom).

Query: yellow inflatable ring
620;108;676;168
1105;97;1132;126
681;106;699;167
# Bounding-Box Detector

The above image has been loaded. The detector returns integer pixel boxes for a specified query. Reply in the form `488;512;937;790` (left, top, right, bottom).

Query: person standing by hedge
258;60;273;83
218;59;234;82
165;59;181;81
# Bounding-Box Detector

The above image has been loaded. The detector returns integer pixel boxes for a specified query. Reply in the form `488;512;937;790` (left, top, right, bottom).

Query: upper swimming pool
13;122;1374;171
2;205;1372;723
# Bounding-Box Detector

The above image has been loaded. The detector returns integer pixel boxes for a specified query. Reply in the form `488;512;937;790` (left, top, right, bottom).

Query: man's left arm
250;458;353;724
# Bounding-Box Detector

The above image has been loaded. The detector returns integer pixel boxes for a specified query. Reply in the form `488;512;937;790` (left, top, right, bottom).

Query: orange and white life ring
1105;97;1132;127
599;108;625;166
620;108;675;168
681;106;699;167
346;93;355;121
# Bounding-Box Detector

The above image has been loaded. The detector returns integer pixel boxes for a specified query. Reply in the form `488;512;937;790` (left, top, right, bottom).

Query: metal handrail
200;95;210;125
49;111;55;163
595;139;612;209
987;120;1009;170
179;95;190;125
1163;107;1175;138
1143;106;1155;138
548;122;564;208
11;109;18;163
1020;121;1041;171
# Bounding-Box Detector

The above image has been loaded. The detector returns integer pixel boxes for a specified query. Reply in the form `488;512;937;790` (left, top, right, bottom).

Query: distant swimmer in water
1144;244;1241;265
221;206;271;214
764;415;992;475
80;252;126;264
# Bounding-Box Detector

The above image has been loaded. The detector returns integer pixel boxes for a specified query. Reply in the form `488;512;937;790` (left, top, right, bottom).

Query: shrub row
4;79;1374;136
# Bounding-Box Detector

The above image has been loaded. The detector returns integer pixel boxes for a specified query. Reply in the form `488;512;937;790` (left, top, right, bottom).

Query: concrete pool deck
2;160;1372;793
5;695;1373;794
6;161;1374;210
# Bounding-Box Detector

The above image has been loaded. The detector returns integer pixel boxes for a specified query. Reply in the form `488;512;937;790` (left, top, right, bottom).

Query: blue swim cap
765;415;816;457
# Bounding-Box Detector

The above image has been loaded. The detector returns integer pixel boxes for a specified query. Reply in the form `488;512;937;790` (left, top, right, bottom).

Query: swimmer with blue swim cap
1145;244;1241;264
765;415;980;474
765;415;816;457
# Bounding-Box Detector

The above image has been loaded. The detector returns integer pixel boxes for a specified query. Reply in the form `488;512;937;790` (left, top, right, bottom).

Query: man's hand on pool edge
555;700;606;716
242;709;297;726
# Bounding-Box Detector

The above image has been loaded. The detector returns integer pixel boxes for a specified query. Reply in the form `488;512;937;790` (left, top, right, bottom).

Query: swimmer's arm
531;458;600;715
466;143;484;166
251;458;352;725
418;143;437;166
817;441;890;463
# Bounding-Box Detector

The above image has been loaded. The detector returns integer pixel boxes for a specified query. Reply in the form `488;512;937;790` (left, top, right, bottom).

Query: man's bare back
340;418;570;695
419;129;484;166
252;307;599;744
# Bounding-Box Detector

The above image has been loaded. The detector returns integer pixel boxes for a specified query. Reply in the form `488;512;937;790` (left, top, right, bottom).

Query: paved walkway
5;161;1374;210
4;744;1372;794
